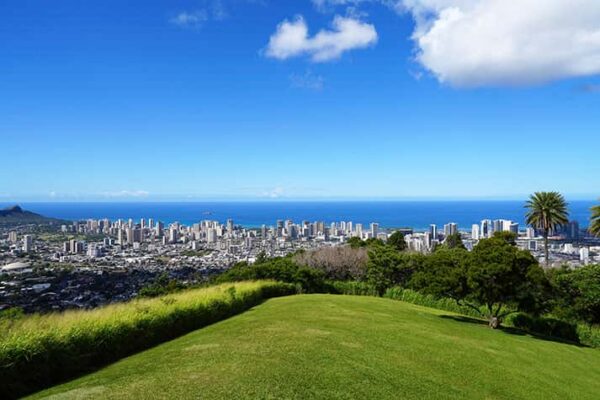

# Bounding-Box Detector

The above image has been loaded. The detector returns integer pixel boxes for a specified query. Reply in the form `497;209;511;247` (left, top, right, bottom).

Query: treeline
215;233;600;346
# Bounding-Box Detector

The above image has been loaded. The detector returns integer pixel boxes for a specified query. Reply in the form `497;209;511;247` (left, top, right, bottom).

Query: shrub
214;257;326;293
505;313;580;343
326;281;379;296
0;281;294;399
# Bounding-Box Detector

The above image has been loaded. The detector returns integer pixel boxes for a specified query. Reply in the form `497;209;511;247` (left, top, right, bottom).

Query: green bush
215;257;326;293
326;281;379;296
383;287;487;319
505;313;580;343
0;281;294;399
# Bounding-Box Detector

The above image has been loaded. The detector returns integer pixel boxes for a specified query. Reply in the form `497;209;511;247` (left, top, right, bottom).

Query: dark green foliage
386;231;407;251
549;264;600;325
327;281;379;296
505;313;580;343
441;233;466;250
366;246;424;295
409;237;548;326
138;272;185;298
214;257;326;293
410;248;469;299
466;236;548;318
492;231;518;245
347;237;384;249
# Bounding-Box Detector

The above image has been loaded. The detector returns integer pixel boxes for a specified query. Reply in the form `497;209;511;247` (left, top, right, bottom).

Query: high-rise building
471;224;480;240
480;220;491;238
355;223;363;238
429;224;437;240
443;223;457;237
169;228;178;244
370;223;379;238
22;235;33;253
8;231;17;243
227;219;234;234
155;221;164;237
526;227;535;239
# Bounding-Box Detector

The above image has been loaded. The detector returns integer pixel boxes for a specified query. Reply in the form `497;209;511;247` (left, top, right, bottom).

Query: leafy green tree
441;233;466;250
387;231;407;251
411;238;547;328
549;264;600;324
366;246;422;295
255;251;268;264
347;237;367;248
410;248;469;300
525;191;569;267
466;237;548;327
590;201;600;237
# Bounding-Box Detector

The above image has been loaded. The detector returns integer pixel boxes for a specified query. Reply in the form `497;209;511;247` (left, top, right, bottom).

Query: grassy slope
30;295;600;400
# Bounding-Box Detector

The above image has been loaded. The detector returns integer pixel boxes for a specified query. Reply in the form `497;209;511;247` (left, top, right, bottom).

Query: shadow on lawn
438;315;587;348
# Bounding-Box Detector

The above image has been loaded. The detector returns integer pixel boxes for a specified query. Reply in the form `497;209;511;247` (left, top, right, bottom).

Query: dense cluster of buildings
1;215;598;313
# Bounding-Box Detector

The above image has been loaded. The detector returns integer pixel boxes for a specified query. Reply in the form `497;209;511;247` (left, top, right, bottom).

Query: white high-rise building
481;220;491;238
471;224;480;240
444;223;457;237
580;248;590;265
22;235;33;253
526;227;535;239
429;224;437;240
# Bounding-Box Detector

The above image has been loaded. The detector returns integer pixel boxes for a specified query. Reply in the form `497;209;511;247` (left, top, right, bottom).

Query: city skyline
3;1;600;201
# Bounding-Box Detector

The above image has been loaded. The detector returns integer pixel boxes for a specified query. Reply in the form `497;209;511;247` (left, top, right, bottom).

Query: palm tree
591;201;600;237
525;192;569;267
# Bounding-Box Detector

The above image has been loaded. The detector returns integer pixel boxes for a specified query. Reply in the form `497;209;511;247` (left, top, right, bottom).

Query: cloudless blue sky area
2;0;599;201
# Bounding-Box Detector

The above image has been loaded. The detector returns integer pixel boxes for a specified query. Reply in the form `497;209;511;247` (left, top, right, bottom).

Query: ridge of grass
29;294;600;400
0;281;295;399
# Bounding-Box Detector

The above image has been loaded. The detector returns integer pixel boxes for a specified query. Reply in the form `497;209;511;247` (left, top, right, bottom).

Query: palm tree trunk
544;233;549;267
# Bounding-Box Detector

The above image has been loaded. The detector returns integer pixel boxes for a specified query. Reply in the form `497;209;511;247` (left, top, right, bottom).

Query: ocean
2;201;596;230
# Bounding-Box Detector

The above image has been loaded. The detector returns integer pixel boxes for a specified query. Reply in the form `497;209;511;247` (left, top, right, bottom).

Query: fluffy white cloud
404;0;600;87
265;15;378;62
310;0;600;87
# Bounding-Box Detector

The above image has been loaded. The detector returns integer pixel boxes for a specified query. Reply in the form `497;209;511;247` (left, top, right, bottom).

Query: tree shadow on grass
438;315;588;348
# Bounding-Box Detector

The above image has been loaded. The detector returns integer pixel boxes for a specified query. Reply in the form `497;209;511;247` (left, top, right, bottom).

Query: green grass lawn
29;295;600;400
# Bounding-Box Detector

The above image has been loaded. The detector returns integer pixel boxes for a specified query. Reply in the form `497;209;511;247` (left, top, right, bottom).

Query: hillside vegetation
30;295;600;400
0;281;294;399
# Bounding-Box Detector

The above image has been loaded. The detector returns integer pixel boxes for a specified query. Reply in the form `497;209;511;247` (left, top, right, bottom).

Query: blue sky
2;0;600;201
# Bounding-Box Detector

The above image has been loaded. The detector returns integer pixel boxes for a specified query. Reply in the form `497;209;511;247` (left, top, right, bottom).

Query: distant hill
0;205;65;227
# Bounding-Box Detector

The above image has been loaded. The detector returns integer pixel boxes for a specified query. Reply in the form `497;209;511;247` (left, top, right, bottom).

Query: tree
387;231;407;251
410;238;547;328
590;201;600;237
366;246;422;295
466;237;548;328
441;233;466;250
525;192;569;267
549;264;600;325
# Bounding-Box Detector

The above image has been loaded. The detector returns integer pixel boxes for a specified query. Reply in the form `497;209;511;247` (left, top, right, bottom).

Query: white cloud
265;15;378;62
403;0;600;87
290;70;325;90
170;11;208;28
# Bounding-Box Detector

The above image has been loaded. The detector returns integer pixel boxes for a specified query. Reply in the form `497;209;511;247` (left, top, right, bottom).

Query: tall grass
0;281;294;399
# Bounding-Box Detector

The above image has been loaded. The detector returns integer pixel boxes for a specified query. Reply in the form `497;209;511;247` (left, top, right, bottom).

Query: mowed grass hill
30;295;600;400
